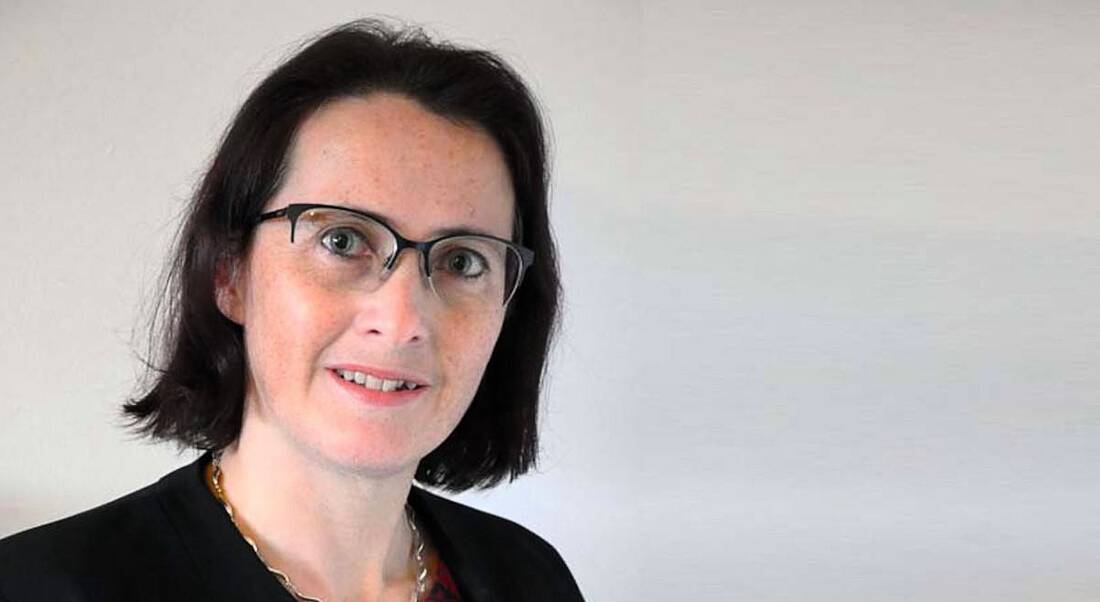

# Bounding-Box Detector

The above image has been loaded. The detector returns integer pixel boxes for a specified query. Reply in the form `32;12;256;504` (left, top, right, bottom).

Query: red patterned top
426;548;463;601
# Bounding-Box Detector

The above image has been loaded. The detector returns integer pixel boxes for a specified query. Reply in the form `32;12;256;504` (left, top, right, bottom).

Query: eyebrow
340;203;504;240
428;224;501;239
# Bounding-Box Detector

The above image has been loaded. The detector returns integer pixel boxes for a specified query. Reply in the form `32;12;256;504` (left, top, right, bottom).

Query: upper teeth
336;369;420;392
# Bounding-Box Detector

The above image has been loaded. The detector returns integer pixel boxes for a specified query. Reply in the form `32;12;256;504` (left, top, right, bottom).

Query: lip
327;364;431;386
327;368;429;408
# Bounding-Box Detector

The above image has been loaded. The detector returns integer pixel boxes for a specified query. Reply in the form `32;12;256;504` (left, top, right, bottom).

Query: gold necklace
207;454;428;602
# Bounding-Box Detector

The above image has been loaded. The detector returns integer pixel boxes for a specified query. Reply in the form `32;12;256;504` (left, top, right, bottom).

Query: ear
214;255;246;325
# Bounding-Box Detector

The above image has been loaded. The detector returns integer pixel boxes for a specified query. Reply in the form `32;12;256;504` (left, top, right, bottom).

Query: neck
215;409;421;601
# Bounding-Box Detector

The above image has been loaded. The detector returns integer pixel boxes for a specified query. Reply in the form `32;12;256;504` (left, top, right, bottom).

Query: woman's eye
320;227;369;257
440;249;488;278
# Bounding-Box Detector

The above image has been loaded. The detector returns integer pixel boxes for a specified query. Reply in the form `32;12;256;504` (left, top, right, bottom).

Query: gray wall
2;2;1098;601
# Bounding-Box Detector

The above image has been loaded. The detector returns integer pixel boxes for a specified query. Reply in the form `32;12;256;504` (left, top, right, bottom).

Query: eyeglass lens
289;206;523;307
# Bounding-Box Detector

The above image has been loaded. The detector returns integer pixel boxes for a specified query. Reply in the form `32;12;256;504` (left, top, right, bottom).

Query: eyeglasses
252;203;535;308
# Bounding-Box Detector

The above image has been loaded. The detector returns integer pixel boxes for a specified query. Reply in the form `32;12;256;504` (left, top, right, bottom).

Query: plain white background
2;1;1099;601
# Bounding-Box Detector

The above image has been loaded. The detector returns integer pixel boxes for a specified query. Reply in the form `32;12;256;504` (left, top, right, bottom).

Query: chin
295;422;434;478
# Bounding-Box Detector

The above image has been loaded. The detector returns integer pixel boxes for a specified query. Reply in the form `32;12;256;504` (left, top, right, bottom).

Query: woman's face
218;93;515;476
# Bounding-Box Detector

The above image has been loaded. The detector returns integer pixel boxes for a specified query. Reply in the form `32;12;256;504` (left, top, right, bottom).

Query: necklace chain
208;453;427;602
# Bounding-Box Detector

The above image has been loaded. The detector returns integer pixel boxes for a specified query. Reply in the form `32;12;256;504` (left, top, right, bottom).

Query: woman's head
125;19;559;492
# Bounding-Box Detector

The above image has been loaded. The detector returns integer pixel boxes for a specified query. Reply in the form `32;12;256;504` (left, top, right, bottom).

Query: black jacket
0;454;584;601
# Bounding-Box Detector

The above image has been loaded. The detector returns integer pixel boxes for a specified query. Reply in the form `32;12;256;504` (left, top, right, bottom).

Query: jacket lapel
154;453;299;602
155;455;512;602
408;486;506;602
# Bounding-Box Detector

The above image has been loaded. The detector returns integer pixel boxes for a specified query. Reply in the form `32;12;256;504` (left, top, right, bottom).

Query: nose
354;248;433;345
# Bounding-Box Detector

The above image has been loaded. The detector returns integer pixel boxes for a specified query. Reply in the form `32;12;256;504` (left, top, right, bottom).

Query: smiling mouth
332;368;423;392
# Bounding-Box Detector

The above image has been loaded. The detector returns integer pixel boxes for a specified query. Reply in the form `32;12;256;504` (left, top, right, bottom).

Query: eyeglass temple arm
254;207;289;225
253;207;299;241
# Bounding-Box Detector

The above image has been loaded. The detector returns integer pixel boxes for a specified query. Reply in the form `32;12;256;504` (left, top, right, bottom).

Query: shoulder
0;479;160;566
410;486;585;601
0;469;200;601
415;488;568;564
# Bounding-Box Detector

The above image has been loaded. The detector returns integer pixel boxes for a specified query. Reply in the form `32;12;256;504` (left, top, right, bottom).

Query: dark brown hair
124;19;560;492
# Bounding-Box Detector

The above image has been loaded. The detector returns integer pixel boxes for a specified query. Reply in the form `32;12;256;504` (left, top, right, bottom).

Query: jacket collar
408;486;505;602
154;453;298;601
153;453;504;602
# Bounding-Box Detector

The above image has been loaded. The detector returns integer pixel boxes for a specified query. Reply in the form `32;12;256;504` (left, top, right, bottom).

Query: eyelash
319;228;371;259
436;248;489;279
318;227;490;281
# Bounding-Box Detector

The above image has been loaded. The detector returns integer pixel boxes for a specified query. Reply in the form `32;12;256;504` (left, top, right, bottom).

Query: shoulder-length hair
124;19;560;492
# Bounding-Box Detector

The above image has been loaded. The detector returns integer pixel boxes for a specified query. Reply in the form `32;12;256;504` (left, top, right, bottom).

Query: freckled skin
220;93;515;477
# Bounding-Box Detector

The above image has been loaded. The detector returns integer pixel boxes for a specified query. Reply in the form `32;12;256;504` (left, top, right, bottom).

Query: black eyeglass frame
252;203;536;305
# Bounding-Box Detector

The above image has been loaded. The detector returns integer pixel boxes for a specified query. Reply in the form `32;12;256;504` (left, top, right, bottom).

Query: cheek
441;315;504;395
243;268;347;396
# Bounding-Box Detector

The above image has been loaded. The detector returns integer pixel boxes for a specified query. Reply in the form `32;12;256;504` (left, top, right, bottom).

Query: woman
0;19;583;602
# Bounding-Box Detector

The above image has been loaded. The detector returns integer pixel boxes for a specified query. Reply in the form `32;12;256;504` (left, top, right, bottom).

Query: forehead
272;93;515;238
